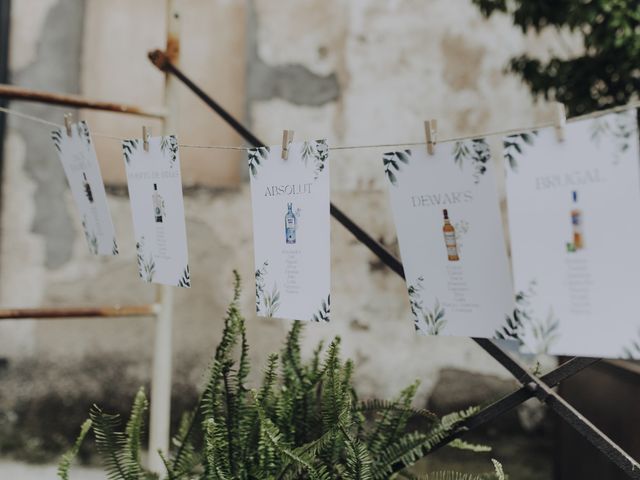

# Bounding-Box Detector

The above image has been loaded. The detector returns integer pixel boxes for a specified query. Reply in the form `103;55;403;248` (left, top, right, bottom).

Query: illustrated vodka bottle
442;209;459;261
285;202;297;244
82;172;94;203
571;190;583;250
152;183;166;223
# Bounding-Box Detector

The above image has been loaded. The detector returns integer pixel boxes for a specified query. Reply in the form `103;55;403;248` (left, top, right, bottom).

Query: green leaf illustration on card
590;111;636;164
622;330;640;360
78;121;91;147
177;265;191;288
81;217;99;255
160;135;179;167
503;131;537;173
311;294;330;322
495;280;560;354
255;260;280;317
407;276;447;335
248;146;270;179
51;129;63;153
136;237;155;282
452;138;491;183
383;150;411;186
123;139;140;165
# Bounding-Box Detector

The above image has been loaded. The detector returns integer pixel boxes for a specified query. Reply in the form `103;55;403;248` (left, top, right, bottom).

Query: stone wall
0;0;577;426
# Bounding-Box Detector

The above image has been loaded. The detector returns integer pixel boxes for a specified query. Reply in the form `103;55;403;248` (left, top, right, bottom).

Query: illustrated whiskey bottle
152;183;166;223
442;209;459;261
285;202;297;244
82;172;94;203
571;190;583;250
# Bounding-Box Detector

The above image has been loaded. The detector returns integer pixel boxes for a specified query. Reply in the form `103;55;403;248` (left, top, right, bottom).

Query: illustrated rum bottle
82;172;94;203
442;209;459;261
285;202;297;244
152;183;166;223
571;190;583;250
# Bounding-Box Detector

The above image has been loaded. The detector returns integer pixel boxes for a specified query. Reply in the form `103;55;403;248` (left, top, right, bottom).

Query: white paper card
122;136;190;288
52;121;118;256
504;110;640;359
249;140;330;322
384;141;513;337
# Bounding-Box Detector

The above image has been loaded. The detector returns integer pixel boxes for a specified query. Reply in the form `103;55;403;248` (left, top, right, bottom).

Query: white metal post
148;0;180;473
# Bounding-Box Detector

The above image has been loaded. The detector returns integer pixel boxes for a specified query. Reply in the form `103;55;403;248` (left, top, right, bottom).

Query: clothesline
1;99;639;153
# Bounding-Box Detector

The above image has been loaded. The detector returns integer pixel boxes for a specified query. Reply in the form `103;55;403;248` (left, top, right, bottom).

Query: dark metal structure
0;0;10;187
148;48;640;479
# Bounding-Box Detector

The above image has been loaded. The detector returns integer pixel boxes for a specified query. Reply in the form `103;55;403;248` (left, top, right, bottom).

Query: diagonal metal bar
147;50;405;279
147;49;639;478
476;338;640;478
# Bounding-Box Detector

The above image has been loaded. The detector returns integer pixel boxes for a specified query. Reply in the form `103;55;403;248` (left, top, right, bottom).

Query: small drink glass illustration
152;183;166;223
285;202;297;244
571;190;584;250
442;209;459;261
82;172;94;203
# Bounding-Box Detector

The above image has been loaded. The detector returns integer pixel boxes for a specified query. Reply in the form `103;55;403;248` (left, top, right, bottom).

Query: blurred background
0;1;638;478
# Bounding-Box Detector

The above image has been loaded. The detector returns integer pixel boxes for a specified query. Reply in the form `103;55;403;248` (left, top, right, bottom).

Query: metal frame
146;50;640;478
0;1;178;474
0;0;11;192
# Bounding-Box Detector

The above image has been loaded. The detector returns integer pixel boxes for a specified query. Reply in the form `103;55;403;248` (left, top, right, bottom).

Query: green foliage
57;419;92;480
472;0;640;115
59;272;502;479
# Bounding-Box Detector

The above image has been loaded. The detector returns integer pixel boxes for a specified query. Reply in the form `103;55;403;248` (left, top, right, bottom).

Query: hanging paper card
249;140;330;322
122;135;190;288
504;109;640;359
52;121;118;256
384;141;513;337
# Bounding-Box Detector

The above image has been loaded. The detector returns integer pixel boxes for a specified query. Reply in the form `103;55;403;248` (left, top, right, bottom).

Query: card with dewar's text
249;140;330;322
123;135;190;288
384;141;513;338
52;121;118;256
505;109;640;359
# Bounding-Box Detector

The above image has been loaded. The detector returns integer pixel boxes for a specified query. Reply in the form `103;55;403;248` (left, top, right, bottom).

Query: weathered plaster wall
1;0;578;424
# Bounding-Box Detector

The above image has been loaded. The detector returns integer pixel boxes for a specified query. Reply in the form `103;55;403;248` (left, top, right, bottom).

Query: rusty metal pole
148;0;180;473
0;84;166;119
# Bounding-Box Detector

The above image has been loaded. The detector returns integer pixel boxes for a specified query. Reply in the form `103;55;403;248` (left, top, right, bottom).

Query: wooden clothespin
424;119;438;155
64;113;73;137
281;129;294;160
142;126;151;151
554;102;566;142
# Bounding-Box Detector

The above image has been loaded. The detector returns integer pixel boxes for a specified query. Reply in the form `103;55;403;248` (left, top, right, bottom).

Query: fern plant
59;272;504;479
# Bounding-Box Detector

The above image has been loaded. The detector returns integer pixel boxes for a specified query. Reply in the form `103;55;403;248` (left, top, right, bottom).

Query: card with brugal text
505;109;640;359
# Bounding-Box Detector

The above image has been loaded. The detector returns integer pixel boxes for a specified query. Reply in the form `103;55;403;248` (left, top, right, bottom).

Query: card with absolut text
384;141;513;338
504;109;640;359
122;135;190;288
249;140;330;322
52;121;118;256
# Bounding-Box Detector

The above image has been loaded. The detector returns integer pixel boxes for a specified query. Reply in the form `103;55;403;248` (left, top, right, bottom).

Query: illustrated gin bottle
442;209;459;261
82;172;94;203
285;202;297;244
571;190;583;250
152;183;166;223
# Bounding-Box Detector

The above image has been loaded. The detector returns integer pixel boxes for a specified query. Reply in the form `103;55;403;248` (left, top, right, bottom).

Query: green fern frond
344;436;373;480
89;405;136;480
410;472;487;480
57;419;92;480
447;438;492;453
492;458;505;480
124;387;148;476
358;399;437;422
